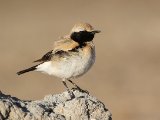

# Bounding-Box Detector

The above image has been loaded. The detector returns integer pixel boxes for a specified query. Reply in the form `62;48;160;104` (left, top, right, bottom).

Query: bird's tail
17;65;38;75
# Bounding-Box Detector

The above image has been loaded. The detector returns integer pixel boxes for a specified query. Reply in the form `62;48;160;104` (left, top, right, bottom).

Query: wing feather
33;50;53;62
34;37;79;63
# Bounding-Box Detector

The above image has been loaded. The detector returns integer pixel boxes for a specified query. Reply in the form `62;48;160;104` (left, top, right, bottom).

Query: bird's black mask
71;31;95;45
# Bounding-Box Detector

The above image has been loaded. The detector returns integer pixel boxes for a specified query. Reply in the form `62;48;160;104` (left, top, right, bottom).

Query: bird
17;23;100;98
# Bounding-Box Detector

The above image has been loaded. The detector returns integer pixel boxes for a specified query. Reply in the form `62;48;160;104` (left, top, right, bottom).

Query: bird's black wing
33;50;53;62
33;40;83;63
33;50;71;62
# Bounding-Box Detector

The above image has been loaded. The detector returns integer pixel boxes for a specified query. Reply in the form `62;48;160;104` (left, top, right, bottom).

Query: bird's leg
68;79;89;93
68;79;81;89
62;79;75;99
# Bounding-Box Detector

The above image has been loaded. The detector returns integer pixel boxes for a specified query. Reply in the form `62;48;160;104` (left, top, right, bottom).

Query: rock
0;88;112;120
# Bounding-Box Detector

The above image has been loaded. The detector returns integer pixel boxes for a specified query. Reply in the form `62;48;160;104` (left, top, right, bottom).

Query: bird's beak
91;30;101;34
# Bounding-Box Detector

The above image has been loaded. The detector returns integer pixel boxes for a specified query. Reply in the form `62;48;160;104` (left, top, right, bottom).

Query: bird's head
70;23;100;44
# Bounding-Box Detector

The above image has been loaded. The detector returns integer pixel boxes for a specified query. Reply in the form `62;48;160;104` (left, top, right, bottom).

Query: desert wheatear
17;23;100;97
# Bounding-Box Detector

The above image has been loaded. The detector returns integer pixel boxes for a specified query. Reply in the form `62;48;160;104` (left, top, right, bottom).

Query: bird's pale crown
70;23;94;33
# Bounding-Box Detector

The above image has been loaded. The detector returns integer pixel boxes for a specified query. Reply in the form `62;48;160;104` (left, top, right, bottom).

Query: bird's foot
66;90;75;101
73;86;89;94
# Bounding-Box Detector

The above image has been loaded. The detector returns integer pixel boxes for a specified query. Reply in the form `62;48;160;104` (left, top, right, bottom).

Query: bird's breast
51;43;95;79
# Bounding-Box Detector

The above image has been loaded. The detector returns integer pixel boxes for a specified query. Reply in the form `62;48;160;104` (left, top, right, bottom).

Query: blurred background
0;0;160;120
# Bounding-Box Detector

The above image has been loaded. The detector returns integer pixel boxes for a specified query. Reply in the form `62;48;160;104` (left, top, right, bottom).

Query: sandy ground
0;0;160;120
